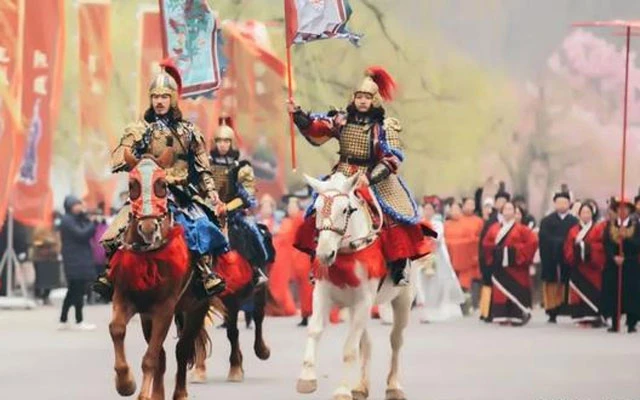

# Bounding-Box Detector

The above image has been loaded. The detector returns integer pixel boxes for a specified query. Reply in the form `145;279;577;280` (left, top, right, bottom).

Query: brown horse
108;148;222;400
190;247;272;383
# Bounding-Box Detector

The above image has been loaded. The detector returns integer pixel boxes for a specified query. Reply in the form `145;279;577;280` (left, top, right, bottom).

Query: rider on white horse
287;66;431;286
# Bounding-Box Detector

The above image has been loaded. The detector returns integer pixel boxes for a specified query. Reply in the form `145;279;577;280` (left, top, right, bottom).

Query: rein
316;186;383;254
122;212;174;253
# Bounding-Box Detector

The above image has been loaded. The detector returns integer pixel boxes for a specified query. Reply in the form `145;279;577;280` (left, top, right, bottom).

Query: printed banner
78;0;115;211
0;0;22;229
159;0;222;97
285;0;361;46
13;0;65;226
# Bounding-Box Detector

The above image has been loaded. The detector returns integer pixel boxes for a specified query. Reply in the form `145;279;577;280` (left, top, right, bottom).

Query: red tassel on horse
215;250;253;297
108;226;190;292
314;239;386;288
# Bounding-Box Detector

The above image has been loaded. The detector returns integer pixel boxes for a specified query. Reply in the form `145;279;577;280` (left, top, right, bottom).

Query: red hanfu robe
483;221;538;324
563;221;606;323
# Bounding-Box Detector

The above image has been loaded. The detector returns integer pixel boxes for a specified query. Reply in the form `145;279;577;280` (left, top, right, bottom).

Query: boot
298;316;309;327
389;259;410;286
195;255;226;298
252;267;268;287
92;269;114;301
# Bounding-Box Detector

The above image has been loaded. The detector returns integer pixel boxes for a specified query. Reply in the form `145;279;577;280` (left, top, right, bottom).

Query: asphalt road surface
1;301;639;400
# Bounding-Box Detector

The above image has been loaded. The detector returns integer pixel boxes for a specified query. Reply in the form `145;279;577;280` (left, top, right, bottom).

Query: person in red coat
563;200;606;327
483;201;538;326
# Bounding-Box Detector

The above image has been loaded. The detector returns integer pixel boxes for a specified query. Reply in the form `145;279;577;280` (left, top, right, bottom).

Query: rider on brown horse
94;60;226;299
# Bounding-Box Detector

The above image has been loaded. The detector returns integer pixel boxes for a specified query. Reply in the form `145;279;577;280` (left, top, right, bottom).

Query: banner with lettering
0;0;23;229
13;0;65;226
137;7;163;116
78;0;115;211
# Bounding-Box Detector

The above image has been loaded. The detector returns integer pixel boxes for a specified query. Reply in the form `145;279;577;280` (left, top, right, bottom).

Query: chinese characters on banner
0;0;23;229
137;7;163;116
78;0;115;210
13;0;65;226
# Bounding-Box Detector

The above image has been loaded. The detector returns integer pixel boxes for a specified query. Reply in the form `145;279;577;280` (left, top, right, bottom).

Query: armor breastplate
339;122;372;160
336;122;373;176
147;123;191;185
210;156;236;202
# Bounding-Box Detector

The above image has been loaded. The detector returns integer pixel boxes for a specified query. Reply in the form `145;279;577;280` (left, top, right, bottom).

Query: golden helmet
148;59;182;108
214;116;236;147
353;66;396;108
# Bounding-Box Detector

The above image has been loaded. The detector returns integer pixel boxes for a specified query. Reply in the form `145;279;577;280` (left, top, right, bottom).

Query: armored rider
210;118;272;287
287;66;431;286
93;60;227;299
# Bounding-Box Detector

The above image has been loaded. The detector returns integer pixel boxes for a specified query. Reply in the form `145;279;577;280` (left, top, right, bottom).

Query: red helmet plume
365;66;396;102
160;57;182;96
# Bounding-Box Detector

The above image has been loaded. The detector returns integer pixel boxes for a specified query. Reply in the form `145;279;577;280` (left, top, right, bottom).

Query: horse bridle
123;211;174;252
316;190;356;236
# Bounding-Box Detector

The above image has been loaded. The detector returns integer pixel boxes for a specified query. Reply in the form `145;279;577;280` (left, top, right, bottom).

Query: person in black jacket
539;188;579;323
58;196;97;331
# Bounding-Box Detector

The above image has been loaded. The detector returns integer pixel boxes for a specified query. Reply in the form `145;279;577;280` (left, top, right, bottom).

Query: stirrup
92;275;113;300
203;274;226;296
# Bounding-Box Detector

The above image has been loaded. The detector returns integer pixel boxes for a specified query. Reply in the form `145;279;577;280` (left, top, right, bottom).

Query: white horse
296;172;413;400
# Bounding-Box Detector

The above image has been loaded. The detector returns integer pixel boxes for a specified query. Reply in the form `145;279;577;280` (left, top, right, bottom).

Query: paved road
1;302;639;400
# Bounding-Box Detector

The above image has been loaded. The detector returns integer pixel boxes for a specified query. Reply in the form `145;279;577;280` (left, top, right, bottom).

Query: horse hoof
115;371;136;396
333;394;353;400
188;368;207;384
385;388;407;400
352;389;369;400
296;379;318;394
227;367;244;383
255;345;271;360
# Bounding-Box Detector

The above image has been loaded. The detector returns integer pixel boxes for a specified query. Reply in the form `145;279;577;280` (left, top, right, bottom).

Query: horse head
303;172;366;266
124;147;174;250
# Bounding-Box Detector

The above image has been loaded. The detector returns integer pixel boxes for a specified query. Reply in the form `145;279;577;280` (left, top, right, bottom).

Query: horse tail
183;298;226;369
189;326;212;370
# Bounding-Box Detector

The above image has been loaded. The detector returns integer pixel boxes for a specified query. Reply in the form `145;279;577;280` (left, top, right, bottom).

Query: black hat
282;185;313;205
494;181;511;201
611;197;634;212
553;183;572;202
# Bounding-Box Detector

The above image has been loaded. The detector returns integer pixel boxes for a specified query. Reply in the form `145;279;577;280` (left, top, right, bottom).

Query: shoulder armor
236;161;255;184
383;117;401;134
123;120;148;142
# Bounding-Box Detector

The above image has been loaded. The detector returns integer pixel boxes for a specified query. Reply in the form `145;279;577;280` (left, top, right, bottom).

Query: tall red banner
13;0;65;226
78;0;114;210
137;8;163;116
0;0;23;229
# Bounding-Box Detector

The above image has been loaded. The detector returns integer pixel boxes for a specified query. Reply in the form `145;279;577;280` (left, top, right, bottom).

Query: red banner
78;0;115;211
12;0;65;226
220;21;287;199
0;0;23;229
137;7;163;116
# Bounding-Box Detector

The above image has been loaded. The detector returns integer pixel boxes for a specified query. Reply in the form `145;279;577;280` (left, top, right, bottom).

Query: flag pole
616;25;631;332
286;42;297;171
